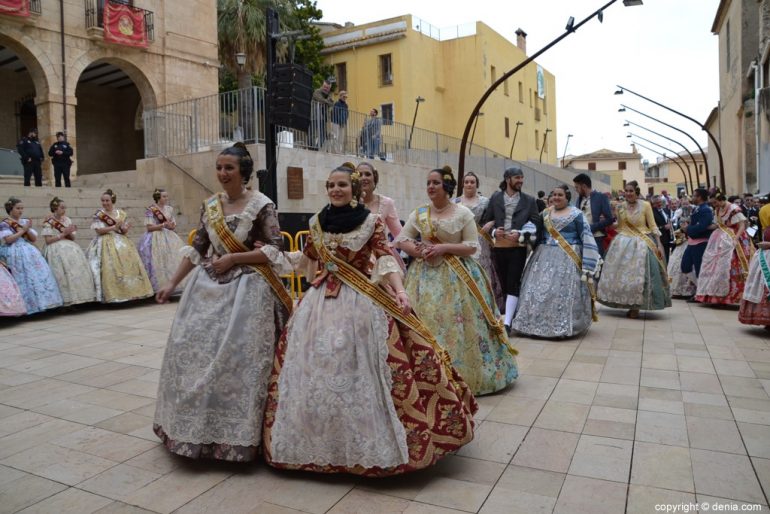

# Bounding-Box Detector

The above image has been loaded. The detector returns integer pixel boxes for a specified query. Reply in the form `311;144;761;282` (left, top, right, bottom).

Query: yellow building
644;151;708;196
320;16;558;164
564;147;644;194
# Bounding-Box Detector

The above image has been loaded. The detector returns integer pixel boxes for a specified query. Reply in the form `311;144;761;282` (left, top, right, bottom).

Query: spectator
311;80;334;150
651;195;673;262
331;90;349;154
48;132;73;188
573;172;613;257
361;108;382;160
16;128;44;187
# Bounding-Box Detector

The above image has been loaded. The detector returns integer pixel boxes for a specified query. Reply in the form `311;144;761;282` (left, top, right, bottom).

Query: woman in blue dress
512;185;601;338
0;197;63;314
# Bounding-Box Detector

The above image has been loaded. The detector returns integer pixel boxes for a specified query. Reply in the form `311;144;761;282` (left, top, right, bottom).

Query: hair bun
105;189;113;195
341;161;356;170
442;165;453;174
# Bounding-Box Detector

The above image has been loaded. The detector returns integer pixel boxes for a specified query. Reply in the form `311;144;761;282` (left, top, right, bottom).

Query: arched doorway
0;44;40;174
74;58;155;174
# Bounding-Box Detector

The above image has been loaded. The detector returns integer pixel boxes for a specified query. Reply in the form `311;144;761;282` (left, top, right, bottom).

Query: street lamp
627;132;692;194
625;119;697;193
235;52;247;67
630;140;689;193
509;121;524;159
562;133;574;168
620;103;710;189
456;0;643;189
408;96;425;150
539;128;552;163
468;112;484;156
616;85;724;191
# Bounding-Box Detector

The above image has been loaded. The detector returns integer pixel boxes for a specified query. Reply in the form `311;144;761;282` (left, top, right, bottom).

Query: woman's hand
211;254;234;274
395;290;411;315
156;283;175;304
423;243;447;259
253;241;265;250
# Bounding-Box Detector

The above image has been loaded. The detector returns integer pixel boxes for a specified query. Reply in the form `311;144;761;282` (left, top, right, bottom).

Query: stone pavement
0;299;769;514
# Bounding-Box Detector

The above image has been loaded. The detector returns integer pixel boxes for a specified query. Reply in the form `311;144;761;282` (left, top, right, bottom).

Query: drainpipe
750;60;762;193
60;0;67;131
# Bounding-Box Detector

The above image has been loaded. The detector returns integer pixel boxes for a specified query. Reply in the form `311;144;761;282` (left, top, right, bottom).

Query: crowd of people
5;141;770;476
0;188;185;316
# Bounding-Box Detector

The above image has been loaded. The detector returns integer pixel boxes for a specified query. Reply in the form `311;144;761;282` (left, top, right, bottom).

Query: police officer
17;128;44;187
48;131;73;188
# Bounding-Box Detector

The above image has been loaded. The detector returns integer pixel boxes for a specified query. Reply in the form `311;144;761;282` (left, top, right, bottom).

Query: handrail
162;155;214;195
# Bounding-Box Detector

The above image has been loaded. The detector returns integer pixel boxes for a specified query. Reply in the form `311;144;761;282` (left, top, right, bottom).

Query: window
725;20;731;70
699;164;704;175
380;103;394;125
491;65;497;84
588;162;597;171
504;79;509;96
334;63;347;92
504;117;510;138
618;161;627;170
379;54;393;86
535;130;540;149
529;88;533;108
518;81;523;103
543;96;547;115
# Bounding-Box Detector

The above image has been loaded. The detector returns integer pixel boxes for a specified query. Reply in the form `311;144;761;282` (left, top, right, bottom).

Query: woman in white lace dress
153;143;292;461
263;163;476;476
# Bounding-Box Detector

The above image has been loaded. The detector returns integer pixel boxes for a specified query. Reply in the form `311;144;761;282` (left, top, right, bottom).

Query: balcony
85;0;154;45
0;0;41;23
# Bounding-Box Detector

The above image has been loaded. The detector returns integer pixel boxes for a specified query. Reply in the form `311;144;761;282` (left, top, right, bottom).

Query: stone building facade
0;0;218;181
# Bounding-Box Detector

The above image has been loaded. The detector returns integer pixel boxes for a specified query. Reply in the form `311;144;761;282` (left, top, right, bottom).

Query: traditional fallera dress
0;262;26;316
454;194;504;311
0;218;62;314
739;228;770;326
263;213;476;476
138;204;186;292
695;203;753;305
369;194;406;271
512;207;601;338
154;192;293;462
41;215;97;306
597;201;671;311
668;233;698;298
86;209;154;303
396;204;518;395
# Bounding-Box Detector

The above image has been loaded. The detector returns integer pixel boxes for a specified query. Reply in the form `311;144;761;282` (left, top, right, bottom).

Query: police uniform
48;140;74;187
17;133;44;187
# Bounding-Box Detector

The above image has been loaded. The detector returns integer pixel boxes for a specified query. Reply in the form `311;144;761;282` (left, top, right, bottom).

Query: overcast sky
316;0;721;165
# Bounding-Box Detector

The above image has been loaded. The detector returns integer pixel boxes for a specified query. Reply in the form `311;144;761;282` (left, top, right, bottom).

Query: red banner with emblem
0;0;30;17
103;2;147;48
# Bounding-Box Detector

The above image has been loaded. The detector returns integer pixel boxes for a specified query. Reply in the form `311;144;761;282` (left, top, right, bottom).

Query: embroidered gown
86;209;154;303
739;228;770;326
0;262;26;316
0;219;62;314
668;206;697;297
695;203;752;305
263;213;476;476
512;207;600;338
454;194;504;311
597;201;671;311
42;216;97;306
137;204;186;292
154;192;291;462
396;205;518;396
369;194;406;270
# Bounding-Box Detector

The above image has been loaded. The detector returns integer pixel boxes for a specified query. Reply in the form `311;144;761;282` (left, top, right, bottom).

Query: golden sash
309;218;464;388
2;218;32;241
414;205;507;338
477;223;494;246
715;207;752;277
205;194;293;314
96;210;117;226
45;216;66;234
149;205;168;224
544;213;598;322
618;205;669;283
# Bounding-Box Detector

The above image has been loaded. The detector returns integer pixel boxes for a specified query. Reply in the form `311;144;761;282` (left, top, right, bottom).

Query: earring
350;198;358;208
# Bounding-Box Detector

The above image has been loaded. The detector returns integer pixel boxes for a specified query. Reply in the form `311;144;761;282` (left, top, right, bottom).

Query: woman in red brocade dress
262;163;476;477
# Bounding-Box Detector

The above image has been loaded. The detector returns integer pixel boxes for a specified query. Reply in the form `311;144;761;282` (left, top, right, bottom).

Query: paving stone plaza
0;299;768;513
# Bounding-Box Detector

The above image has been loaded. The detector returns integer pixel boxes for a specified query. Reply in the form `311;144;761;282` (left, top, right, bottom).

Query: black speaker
268;64;313;131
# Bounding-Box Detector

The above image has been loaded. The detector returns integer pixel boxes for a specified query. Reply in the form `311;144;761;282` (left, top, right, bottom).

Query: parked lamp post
509;121;524;159
456;0;644;190
627;133;692;194
468;112;484;156
615;85;724;191
619;104;710;189
539;128;552;163
408;96;425;149
624;120;696;193
561;133;573;168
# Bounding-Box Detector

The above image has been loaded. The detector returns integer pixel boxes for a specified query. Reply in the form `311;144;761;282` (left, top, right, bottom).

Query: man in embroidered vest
681;188;714;299
481;166;542;334
573;173;613;258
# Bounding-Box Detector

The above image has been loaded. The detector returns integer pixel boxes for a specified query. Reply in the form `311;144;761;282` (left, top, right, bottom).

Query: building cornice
711;0;731;34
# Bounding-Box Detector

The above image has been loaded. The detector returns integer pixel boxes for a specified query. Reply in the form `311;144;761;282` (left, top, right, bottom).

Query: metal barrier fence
144;86;610;194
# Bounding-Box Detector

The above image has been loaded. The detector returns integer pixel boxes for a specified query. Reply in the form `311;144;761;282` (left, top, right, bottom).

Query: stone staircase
0;175;197;252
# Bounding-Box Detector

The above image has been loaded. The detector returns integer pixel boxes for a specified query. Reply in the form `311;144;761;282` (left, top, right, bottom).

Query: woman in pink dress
696;192;753;305
358;161;406;270
0;261;25;316
739;227;770;328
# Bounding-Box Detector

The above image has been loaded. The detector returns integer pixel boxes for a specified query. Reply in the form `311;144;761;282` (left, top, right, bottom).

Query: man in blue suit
573;173;613;257
681;188;714;285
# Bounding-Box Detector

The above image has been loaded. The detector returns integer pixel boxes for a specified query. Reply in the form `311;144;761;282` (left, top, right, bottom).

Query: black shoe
504;324;513;337
686;296;698;303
